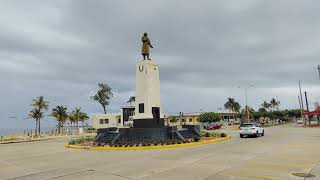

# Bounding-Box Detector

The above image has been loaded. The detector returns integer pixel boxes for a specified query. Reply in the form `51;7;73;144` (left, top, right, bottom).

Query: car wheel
262;131;264;136
240;134;243;138
255;131;258;137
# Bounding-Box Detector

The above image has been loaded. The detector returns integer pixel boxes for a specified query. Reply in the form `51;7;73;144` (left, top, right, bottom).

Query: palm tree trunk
103;105;106;114
77;121;79;135
58;122;61;134
70;122;73;135
35;119;38;137
38;118;41;136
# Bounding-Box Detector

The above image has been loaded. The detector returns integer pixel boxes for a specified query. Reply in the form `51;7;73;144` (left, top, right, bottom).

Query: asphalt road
0;123;319;180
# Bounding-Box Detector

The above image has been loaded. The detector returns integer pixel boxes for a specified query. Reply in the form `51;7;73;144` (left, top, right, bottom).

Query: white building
92;106;135;129
92;113;122;129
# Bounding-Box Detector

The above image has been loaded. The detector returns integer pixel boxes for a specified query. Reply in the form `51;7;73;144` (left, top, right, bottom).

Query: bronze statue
141;32;153;60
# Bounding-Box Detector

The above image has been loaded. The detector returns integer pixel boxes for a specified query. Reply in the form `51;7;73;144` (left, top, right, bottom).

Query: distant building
216;110;239;125
164;112;200;126
92;105;135;129
164;111;239;126
92;113;122;129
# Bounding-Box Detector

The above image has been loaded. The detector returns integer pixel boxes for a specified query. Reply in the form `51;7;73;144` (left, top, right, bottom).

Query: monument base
133;118;165;128
94;125;201;146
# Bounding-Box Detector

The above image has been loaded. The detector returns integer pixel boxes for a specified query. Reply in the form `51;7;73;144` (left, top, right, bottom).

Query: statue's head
143;32;148;37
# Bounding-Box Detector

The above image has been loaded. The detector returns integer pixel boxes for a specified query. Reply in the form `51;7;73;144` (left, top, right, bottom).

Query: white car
296;119;304;124
240;123;264;138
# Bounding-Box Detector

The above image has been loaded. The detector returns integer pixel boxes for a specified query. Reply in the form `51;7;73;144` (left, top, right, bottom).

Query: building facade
92;114;122;129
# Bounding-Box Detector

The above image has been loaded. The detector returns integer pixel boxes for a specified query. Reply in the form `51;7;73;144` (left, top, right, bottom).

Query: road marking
277;157;318;163
241;166;295;174
224;172;289;180
250;160;313;168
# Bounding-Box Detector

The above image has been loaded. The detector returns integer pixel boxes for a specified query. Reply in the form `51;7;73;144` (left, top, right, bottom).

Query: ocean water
0;127;57;136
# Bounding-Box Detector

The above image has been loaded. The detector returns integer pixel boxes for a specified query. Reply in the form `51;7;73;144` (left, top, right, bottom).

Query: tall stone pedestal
94;60;200;145
133;60;164;128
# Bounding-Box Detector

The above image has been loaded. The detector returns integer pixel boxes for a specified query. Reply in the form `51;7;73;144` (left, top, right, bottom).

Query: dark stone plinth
182;125;201;134
94;121;201;145
133;118;165;128
119;127;170;141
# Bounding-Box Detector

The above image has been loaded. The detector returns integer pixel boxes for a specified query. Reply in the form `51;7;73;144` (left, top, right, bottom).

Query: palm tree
28;108;43;137
270;98;278;111
69;107;89;134
91;84;113;114
127;96;135;105
68;112;76;134
52;105;68;134
31;96;49;135
224;98;241;112
73;107;82;132
79;112;89;128
262;101;271;111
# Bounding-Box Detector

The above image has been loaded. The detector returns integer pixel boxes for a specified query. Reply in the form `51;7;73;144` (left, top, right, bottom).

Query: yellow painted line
277;157;318;163
250;160;313;169
241;166;295;174
281;145;320;149
224;172;289;180
64;136;231;151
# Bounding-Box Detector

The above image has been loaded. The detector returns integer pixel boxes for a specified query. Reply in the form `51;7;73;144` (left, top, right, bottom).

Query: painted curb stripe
65;136;231;151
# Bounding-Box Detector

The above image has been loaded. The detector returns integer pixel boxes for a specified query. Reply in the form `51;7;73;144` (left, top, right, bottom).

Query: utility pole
318;65;320;80
245;87;249;122
305;91;310;126
299;81;305;125
238;85;253;123
298;95;303;118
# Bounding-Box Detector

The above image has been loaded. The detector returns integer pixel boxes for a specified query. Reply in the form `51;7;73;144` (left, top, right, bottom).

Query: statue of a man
141;32;153;60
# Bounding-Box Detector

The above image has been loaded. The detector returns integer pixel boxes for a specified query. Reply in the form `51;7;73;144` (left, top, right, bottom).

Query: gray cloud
1;0;320;131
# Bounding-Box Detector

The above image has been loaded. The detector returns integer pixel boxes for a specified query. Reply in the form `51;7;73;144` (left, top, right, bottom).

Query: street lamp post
238;85;254;123
318;65;320;80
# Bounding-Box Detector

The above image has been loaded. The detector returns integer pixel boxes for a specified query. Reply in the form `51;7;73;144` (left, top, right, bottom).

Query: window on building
176;118;180;121
139;103;144;113
196;118;199;121
189;118;192;122
99;119;104;124
118;118;121;124
182;119;185;122
104;119;109;124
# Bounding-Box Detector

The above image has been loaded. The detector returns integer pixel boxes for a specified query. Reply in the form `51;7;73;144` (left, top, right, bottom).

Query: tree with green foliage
270;98;280;111
79;111;89;127
261;101;271;111
28;108;43;137
91;83;113;114
199;112;220;123
52;105;68;134
127;96;135;105
258;107;267;112
31;96;49;136
224;98;241;112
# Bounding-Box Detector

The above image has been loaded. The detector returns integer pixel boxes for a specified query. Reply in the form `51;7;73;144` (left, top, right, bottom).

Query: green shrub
205;132;210;137
200;131;227;138
68;136;95;145
220;133;227;137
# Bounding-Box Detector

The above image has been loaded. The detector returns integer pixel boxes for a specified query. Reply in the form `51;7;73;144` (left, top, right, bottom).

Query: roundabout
64;136;231;151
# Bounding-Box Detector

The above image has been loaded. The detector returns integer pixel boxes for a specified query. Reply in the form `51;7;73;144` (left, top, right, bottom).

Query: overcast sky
1;0;320;131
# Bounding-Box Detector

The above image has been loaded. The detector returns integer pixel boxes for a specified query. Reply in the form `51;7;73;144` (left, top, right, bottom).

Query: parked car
296;119;304;124
207;123;221;130
240;123;264;138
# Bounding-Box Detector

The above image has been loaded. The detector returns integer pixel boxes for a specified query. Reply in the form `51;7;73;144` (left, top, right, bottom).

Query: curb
0;138;50;145
64;136;231;151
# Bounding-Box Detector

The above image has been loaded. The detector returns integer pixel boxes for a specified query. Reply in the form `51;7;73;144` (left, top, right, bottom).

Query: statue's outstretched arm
149;40;153;48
